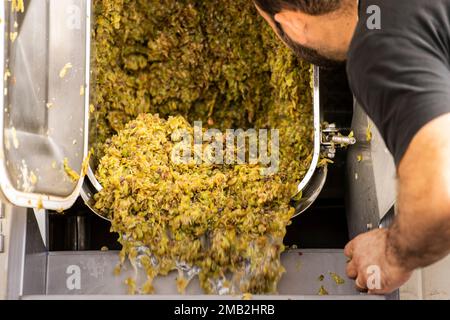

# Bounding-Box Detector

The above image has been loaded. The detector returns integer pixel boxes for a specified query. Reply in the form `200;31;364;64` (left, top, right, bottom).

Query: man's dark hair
254;0;345;68
254;0;342;16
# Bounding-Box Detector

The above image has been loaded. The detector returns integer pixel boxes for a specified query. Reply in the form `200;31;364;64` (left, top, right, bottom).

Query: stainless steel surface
331;135;356;145
379;206;396;229
40;250;364;297
64;215;89;251
295;66;323;196
0;0;91;210
22;294;384;300
6;210;387;299
80;166;106;220
346;101;396;238
33;208;48;248
22;210;47;296
292;166;327;215
0;204;398;300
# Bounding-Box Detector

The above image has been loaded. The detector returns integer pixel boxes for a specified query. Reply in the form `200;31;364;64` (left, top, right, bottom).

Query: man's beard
274;21;344;68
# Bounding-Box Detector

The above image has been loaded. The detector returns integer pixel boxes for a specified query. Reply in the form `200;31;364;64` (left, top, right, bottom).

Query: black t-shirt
347;0;450;166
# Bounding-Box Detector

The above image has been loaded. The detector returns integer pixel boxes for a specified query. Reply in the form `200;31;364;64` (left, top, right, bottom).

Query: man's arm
345;113;450;294
388;113;450;270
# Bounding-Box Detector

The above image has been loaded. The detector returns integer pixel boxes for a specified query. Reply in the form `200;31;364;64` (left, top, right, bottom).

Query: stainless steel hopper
0;0;91;211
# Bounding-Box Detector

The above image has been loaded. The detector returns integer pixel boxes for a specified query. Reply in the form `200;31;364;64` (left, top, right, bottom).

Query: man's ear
274;11;307;44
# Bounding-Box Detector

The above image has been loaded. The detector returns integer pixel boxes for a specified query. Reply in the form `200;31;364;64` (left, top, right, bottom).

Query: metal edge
297;66;321;193
292;165;328;217
0;1;91;211
6;206;27;299
87;165;102;191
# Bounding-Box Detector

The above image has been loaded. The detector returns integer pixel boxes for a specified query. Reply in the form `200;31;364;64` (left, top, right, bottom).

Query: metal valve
321;123;356;159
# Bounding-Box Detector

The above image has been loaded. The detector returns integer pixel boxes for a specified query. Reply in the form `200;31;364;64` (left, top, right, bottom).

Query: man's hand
344;228;413;294
345;114;450;295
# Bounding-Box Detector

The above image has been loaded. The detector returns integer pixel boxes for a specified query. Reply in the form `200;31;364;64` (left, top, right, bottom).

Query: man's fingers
346;260;358;279
368;288;388;295
344;240;354;258
355;276;368;292
347;259;369;293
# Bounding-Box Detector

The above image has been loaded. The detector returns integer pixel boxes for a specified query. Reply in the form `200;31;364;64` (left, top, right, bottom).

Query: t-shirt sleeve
347;32;450;166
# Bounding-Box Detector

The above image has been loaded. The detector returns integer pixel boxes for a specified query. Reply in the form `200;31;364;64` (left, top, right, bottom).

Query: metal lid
0;0;91;210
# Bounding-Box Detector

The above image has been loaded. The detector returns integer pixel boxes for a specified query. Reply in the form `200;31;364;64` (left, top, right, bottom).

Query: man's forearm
386;214;450;271
386;114;450;271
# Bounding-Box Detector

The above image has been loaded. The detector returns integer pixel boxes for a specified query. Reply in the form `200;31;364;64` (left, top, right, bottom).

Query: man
254;0;450;294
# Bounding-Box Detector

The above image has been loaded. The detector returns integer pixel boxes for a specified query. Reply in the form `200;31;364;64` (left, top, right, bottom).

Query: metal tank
0;0;401;300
